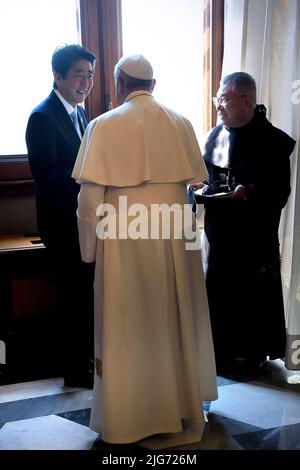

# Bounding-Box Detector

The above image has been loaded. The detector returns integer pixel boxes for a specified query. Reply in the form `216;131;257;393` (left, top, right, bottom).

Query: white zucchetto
116;54;153;80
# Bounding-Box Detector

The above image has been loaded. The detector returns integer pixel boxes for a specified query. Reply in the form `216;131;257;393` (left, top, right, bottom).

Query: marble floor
0;359;300;459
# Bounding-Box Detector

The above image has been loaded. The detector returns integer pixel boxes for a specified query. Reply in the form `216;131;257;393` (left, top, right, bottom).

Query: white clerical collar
54;89;77;115
124;90;153;103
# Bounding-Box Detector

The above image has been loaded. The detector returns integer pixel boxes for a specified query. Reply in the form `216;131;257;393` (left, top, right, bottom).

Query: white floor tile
0;415;98;450
0;378;84;403
210;381;300;429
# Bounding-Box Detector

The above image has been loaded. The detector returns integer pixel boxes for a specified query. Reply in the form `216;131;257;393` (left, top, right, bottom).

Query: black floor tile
205;412;262;439
234;423;300;450
91;437;141;451
57;408;91;427
0;390;91;423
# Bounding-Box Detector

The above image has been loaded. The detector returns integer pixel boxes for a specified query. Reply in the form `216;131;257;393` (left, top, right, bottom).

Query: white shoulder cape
72;91;208;186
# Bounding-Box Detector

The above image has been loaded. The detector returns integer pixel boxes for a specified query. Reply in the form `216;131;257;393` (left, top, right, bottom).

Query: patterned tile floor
0;359;300;461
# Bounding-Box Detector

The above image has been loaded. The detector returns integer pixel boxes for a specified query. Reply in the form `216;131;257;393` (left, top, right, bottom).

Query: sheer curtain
222;0;300;369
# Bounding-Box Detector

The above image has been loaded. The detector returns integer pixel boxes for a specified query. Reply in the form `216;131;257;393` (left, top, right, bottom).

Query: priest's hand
189;182;206;191
224;184;247;199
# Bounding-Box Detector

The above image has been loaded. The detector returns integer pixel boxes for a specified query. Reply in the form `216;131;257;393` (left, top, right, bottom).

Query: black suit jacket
26;91;88;249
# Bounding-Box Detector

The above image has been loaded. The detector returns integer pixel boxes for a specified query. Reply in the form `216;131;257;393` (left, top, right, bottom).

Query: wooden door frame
203;0;224;133
79;0;122;119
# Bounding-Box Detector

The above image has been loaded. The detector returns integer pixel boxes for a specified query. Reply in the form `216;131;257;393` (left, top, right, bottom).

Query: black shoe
216;358;234;375
234;356;267;373
64;374;94;389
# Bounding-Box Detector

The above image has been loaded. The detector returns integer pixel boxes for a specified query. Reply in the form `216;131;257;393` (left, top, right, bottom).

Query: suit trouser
47;241;94;380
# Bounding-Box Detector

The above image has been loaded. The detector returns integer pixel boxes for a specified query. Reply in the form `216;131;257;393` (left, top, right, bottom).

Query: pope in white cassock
72;54;217;444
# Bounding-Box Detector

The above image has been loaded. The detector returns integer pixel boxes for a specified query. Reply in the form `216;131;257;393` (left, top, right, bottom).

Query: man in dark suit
26;44;96;388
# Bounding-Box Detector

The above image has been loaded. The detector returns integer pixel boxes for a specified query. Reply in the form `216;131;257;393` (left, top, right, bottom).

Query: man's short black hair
221;72;257;108
52;44;96;89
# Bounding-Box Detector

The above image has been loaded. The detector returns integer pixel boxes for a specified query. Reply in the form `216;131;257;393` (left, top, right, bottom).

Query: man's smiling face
54;59;94;107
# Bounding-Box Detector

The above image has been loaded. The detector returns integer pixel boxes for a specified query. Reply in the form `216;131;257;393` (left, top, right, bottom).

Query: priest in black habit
191;72;295;372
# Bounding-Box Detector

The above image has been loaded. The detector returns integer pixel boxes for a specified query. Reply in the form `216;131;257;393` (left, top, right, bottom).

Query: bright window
0;0;80;155
121;0;203;140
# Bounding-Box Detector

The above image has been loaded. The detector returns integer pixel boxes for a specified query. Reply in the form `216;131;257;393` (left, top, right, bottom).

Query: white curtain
222;0;300;369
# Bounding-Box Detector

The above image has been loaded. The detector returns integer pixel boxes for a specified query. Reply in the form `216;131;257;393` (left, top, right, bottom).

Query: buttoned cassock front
72;91;217;443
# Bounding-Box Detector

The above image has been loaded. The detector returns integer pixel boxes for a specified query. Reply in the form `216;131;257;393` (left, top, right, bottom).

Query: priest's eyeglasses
212;94;247;107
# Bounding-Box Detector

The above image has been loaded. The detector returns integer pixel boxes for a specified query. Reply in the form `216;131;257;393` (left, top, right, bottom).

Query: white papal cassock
72;90;217;444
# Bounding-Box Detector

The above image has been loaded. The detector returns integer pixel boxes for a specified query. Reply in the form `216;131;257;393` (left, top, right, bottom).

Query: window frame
203;0;224;134
0;0;223;196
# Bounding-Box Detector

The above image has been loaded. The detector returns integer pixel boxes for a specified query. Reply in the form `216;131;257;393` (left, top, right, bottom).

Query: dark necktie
70;110;82;139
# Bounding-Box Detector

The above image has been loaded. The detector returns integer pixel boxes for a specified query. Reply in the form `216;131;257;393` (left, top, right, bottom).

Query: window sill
0;180;35;197
0;234;44;253
0;156;34;197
